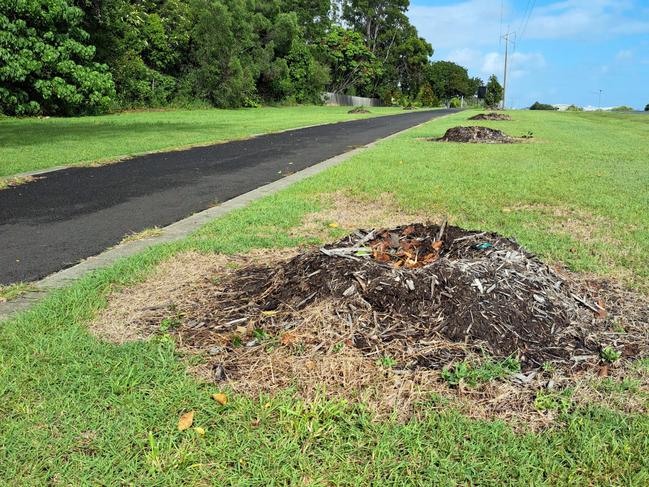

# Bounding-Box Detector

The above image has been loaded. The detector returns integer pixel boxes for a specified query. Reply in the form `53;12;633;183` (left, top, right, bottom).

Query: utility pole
597;89;603;109
501;30;515;110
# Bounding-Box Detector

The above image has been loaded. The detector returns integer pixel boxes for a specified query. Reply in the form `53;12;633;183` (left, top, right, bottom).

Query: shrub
645;104;649;111
449;97;461;108
530;101;558;111
0;0;115;116
611;106;633;112
566;105;583;111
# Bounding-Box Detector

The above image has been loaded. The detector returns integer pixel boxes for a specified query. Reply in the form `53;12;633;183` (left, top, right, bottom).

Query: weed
441;357;521;387
601;346;622;363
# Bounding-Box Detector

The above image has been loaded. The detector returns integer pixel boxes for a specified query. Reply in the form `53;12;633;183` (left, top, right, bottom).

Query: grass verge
0;105;406;178
1;110;648;484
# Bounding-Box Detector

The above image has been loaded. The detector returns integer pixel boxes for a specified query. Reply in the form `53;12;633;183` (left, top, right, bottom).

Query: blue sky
408;0;649;109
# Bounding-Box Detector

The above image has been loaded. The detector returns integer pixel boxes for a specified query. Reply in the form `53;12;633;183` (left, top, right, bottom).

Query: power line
519;0;537;41
501;29;516;109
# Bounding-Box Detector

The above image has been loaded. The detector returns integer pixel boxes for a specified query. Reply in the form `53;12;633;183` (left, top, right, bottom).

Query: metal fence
322;92;385;107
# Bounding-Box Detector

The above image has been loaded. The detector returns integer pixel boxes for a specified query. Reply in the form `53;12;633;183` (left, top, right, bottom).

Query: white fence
323;92;385;107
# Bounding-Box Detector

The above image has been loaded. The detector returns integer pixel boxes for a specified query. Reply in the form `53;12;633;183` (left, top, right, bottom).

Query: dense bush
530;101;558;111
611;106;633;112
0;0;115;116
1;0;482;115
645;104;649;111
484;75;503;109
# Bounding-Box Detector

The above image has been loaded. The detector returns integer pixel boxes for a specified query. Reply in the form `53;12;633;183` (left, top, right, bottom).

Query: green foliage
318;26;381;94
425;61;480;102
449;97;461;108
611;106;633;112
441;357;521;387
417;83;438;107
645;104;649;111
534;389;572;413
484;74;503;109
530;101;558;111
1;0;478;113
0;0;115;116
566;104;584;111
601;346;622;363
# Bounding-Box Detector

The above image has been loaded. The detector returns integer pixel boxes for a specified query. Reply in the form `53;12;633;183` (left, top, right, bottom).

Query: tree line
0;0;500;116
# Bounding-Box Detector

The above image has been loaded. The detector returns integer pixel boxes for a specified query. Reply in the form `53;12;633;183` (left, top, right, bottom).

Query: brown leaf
598;365;609;377
212;393;228;406
402;225;416;236
596;300;607;319
432;240;443;250
177;410;194;431
280;333;296;346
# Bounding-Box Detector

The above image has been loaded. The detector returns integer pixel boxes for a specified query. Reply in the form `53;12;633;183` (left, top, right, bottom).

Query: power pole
597;89;603;109
501;31;515;109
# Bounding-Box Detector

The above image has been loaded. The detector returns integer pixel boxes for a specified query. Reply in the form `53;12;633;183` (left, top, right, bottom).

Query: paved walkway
0;109;456;284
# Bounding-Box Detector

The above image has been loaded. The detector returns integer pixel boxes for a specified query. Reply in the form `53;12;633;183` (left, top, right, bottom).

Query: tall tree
484;74;503;108
0;0;114;115
425;61;478;101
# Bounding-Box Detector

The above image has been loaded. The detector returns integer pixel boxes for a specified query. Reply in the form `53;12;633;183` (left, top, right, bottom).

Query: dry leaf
194;427;205;436
178;411;194;431
328;223;339;228
261;310;278;317
212;393;228;405
598;365;609;377
280;333;296;346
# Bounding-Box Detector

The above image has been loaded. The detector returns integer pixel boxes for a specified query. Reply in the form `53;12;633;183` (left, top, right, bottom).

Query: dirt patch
348;107;371;114
469;112;512;121
435;126;517;144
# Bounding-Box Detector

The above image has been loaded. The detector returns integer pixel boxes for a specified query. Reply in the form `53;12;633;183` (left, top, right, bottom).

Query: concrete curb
0;111;455;322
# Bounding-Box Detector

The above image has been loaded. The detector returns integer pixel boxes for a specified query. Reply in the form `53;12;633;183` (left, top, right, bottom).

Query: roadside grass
120;227;164;244
0;282;36;303
2;110;649;484
0;105;406;178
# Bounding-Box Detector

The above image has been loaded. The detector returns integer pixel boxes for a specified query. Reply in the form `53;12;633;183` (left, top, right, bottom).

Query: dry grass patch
120;227;163;244
0;175;44;190
291;191;441;241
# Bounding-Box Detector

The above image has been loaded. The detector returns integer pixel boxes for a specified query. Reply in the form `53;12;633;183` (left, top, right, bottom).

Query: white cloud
616;49;633;60
480;51;546;79
408;0;649;50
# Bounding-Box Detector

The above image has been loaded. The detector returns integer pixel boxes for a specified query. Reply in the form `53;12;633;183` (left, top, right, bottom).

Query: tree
318;27;381;94
645;104;649;111
0;0;115;115
484;74;503;108
425;61;477;101
418;83;437;107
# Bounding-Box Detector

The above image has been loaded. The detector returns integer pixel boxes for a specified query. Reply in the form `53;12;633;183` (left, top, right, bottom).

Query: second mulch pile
179;224;648;372
469;112;512;121
436;125;516;143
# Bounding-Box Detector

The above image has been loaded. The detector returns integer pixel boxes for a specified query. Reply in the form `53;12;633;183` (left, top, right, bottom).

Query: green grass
0;105;406;178
2;110;649;485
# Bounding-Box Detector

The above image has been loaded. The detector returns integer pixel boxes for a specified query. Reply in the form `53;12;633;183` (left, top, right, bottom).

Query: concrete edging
0;111;453;321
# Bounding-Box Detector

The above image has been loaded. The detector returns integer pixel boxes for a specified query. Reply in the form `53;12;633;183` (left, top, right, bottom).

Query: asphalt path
0;109;457;284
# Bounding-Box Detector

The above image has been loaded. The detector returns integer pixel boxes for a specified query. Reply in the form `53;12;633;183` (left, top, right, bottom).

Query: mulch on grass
177;224;648;373
348;107;371;114
469;112;513;121
436;125;517;143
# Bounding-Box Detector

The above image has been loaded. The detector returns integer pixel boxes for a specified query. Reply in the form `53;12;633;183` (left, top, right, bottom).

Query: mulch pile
437;126;516;144
348;107;371;114
469;112;512;121
177;224;648;372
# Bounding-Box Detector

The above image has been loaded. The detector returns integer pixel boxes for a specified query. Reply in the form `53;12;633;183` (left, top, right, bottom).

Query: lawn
0;105;405;179
1;110;649;485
